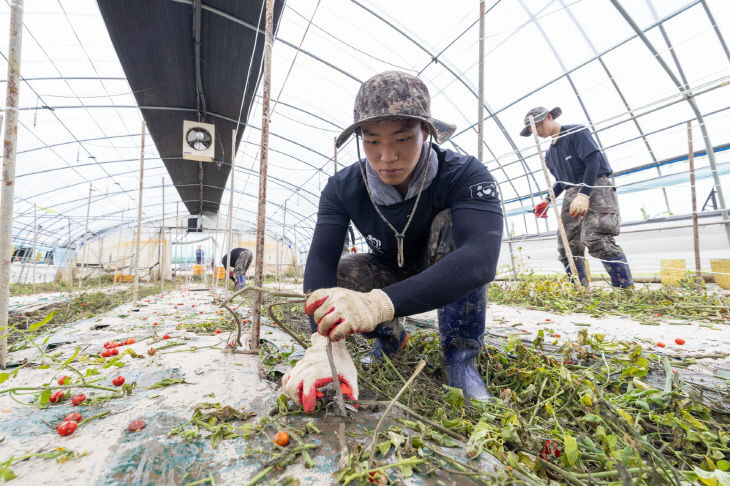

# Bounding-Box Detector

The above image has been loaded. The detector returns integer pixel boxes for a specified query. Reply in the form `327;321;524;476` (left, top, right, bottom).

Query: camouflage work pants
557;175;624;267
233;249;252;278
333;209;459;339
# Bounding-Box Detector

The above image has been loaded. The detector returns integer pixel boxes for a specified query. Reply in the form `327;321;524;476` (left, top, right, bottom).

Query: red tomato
103;342;113;349
101;349;112;358
153;322;159;326
58;376;70;386
552;334;561;338
147;347;156;356
111;348;119;356
49;391;64;403
57;421;78;436
215;329;221;334
191;304;195;308
545;318;551;322
71;394;86;406
65;412;82;422
112;376;125;386
162;334;170;339
126;337;135;345
81;303;86;307
674;338;685;345
657;342;666;348
128;420;146;431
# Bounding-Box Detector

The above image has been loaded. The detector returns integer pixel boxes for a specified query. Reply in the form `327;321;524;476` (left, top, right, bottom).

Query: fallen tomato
126;337;135;345
674;338;685;345
273;430;290;447
57;421;78;436
103;342;113;349
65;412;82;423
147;347;156;356
552;334;561;338
539;439;562;461
81;303;86;307
657;342;666;348
71;394;86;406
49;391;64;403
101;349;112;358
128;419;146;431
58;376;70;386
111;348;119;356
112;376;125;386
162;334;170;339
153;322;159;326
215;329;221;334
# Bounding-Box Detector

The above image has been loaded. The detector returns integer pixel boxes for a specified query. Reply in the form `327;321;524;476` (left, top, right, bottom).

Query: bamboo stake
528;115;581;285
31;204;37;293
79;184;92;289
132;121;146;302
160;177;165;294
97;229;102;287
67;216;73;286
251;0;274;352
687;121;701;284
0;0;24;369
280;200;286;290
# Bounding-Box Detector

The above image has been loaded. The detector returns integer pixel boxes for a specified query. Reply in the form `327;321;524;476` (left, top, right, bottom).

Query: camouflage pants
557;175;624;267
233;249;253;278
333;210;460;339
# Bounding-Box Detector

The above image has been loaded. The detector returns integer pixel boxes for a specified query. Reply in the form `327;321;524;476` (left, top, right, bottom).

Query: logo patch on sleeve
469;181;498;200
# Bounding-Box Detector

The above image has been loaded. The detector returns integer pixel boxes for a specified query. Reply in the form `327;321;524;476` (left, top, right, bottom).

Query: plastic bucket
710;259;730;290
660;259;686;286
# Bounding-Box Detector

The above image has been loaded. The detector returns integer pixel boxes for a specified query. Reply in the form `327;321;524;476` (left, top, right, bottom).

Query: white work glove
282;333;358;413
569;193;590;218
305;288;394;341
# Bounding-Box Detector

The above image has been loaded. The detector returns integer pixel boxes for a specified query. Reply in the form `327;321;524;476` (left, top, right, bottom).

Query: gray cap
519;106;562;137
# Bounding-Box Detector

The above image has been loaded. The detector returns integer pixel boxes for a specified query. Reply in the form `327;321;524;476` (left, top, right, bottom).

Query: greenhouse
0;0;729;484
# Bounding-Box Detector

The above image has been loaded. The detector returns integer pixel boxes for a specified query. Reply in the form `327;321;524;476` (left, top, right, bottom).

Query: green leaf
0;373;8;384
147;378;186;389
58;347;80;369
38;365;50;369
693;466;730;486
564;435;579;466
305;420;320;435
717;460;730;472
29;312;56;332
39;389;51;406
377;440;392;457
443;385;464;410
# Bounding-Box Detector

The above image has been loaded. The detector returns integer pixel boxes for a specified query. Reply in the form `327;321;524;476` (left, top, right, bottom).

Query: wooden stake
78;184;92;289
160;177;165;293
279;201;287;290
528;115;581;285
115;211;124;282
1;0;24;368
225;129;235;297
213;210;220;293
67;216;73;286
133;121;145;302
251;0;275;351
687;121;701;284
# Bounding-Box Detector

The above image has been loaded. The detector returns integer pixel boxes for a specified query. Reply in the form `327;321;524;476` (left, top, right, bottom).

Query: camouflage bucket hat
519;106;562;137
335;71;457;148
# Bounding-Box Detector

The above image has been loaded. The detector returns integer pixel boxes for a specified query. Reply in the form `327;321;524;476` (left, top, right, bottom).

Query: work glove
305;288;394;342
569;193;590;218
282;333;358;413
235;274;246;289
534;199;550;218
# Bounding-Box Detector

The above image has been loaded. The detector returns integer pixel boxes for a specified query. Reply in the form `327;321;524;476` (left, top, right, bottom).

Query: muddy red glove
534;199;550;218
305;288;394;341
282;333;358;413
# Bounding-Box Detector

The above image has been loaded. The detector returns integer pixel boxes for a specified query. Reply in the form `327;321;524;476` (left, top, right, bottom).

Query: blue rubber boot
602;254;633;288
361;318;409;365
438;285;491;402
564;259;590;289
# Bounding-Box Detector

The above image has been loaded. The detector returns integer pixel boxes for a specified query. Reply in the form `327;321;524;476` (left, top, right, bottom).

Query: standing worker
282;71;503;413
222;247;252;289
521;106;633;288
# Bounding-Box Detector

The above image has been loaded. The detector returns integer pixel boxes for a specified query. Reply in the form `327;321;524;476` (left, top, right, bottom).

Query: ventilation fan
182;120;215;162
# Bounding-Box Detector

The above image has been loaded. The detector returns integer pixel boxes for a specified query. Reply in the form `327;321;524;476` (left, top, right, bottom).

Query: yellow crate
214;267;227;280
660;259;686;286
192;264;203;276
710;259;730;290
113;273;134;283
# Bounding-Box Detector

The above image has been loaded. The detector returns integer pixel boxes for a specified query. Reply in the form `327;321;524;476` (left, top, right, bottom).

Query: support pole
293;226;298;284
174;201;179;282
67;216;73;286
529;115;581;286
687;121;701;284
31;204;37;293
132;121;145;303
1;0;24;368
279;201;287;290
97;231;103;287
224;129;235;297
160;177;165;294
477;0;485;163
79;184;92;289
115;210;124;282
213;210;220;293
251;0;274;351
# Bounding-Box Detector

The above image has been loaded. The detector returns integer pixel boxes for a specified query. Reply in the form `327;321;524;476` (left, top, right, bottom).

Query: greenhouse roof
1;0;729;254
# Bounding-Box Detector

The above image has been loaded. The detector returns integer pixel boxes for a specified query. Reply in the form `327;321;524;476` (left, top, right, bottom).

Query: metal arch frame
556;0;671;215
701;0;730;62
609;0;730;245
